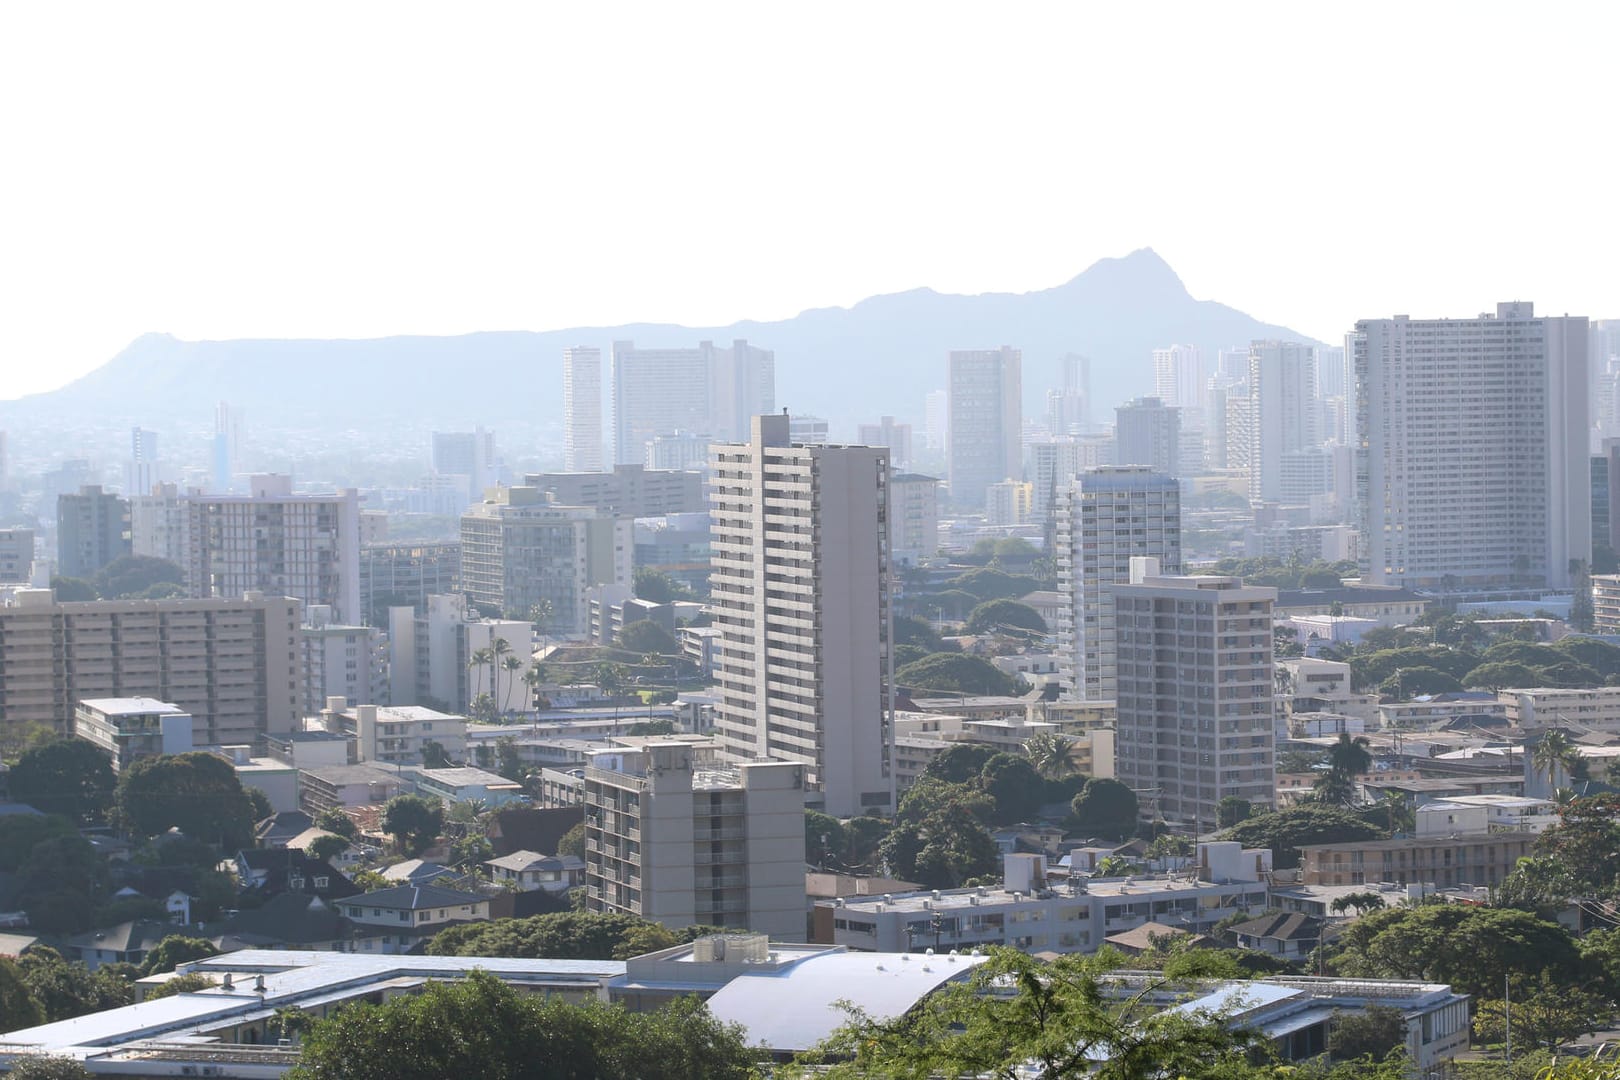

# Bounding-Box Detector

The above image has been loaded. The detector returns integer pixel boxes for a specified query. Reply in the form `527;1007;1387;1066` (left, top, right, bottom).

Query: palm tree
522;665;549;712
500;654;524;715
468;647;494;702
1022;731;1076;779
1532;729;1582;791
489;638;512;711
1327;733;1372;780
1380;790;1414;834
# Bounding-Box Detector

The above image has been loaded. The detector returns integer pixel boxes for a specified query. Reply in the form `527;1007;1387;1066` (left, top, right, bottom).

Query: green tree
421;739;453;769
5;1058;94;1079
1472;970;1612;1051
307;833;351;864
806;810;847;868
6;739;115;823
426;911;689;961
1332;904;1580;1001
878;803;1000;890
1219;805;1386;870
895;652;1019;696
1022;731;1075;780
978;752;1046;825
1069;778;1139;840
494;736;528;783
893;614;947;653
91;555;185;599
1530;793;1620;896
115;752;257;850
896;777;994;826
923;742;999;784
1532;729;1583;791
287;969;752;1080
48;576;98;601
788;947;1259;1080
632;566;691;604
1216;796;1253;829
0;956;44;1033
627;718;677;736
557;822;587;859
0;813;78;871
964;599;1048;637
946;567;1041;602
14;833;109;933
140;935;220;976
1462;660;1543;691
843;816;890;870
382;794;444;856
1327;1003;1407;1062
315;808;358;840
17;947;133;1022
619;619;681;656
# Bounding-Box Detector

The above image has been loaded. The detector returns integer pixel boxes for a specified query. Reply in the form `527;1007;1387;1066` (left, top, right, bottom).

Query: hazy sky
1;2;1615;398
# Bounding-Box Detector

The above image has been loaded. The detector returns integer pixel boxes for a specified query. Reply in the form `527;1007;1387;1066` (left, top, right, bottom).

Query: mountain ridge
4;249;1318;437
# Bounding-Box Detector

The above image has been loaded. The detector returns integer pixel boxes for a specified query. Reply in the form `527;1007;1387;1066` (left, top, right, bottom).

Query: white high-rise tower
562;346;604;472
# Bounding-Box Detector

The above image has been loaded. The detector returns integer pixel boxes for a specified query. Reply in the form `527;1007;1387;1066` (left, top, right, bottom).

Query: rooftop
77;697;186;716
336;883;484;910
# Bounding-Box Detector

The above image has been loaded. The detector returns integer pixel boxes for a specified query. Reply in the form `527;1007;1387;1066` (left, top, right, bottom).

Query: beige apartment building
582;742;805;941
0;588;299;746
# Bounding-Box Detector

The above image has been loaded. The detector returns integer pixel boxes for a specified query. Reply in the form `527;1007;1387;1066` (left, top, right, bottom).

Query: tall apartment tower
212;402;239;495
947;347;1022;509
582;744;805;940
57;485;132;579
1152;345;1205;412
130;482;192;565
184;476;363;624
610;340;774;466
923;389;949;452
888;472;941;568
127;427;158;496
1248;341;1321;502
562;346;604;473
1114;571;1276;833
1354;302;1590;589
709;414;894;817
1054;467;1182;701
857;417;913;470
432;429;498;504
1114;397;1181;477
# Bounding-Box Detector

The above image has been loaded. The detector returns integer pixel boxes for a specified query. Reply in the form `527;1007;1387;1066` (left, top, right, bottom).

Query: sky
1;2;1616;399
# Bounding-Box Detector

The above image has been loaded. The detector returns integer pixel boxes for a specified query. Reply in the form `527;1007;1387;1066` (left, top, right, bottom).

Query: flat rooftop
78;697;186;715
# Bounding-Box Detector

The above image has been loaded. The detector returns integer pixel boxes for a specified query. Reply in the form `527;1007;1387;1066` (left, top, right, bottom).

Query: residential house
484;850;585;894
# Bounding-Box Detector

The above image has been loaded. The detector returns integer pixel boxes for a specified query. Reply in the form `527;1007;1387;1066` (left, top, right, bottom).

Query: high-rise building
0;528;34;584
1029;439;1114;520
359;541;461;625
610;340;774;466
709;414;894;817
857;417;913;470
1114;571;1276;832
582;743;805;940
212;402;239;495
1114;398;1181;478
299;605;388;716
788;416;829;446
1314;345;1347;400
562;346;604;473
432;429;498;505
130;482;192;565
57;485;131;580
386;593;535;712
458;487;631;634
126;427;158;496
1248;341;1320;503
1054;467;1182;701
1058;352;1091;428
923;389;949;452
1152;345;1205;413
645;432;713;474
1354;302;1590;589
0;588;299;745
947;347;1022;508
184;475;363;624
986;479;1033;526
888;472;941;568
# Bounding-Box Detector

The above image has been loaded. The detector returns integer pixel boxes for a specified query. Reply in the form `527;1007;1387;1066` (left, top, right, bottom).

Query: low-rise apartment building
316;698;467;766
1498;685;1620;730
1297;832;1536;888
72;697;193;772
583;742;805;940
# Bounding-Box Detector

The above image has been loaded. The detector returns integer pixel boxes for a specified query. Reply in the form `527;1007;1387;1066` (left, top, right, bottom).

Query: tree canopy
382;794;444;856
964;599;1048;637
426;911;718;961
1069;778;1139;841
896;652;1019;696
1218;805;1387;870
286;969;754;1080
619;619;681;656
115;752;257;850
5;740;115;823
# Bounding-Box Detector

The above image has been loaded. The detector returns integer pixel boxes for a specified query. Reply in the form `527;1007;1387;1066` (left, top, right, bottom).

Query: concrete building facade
0;588;299;745
888;473;940;568
583;743;805;940
524;464;705;518
57;485;131;580
563;345;605;473
1353;302;1589;588
1054;467;1182;700
610;339;774;467
947;347;1022;509
1248;341;1321;503
708;415;894;817
1114;573;1276;832
1114;398;1181;478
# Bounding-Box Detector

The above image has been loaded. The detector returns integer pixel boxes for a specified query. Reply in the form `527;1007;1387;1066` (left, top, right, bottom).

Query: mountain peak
1061;247;1187;296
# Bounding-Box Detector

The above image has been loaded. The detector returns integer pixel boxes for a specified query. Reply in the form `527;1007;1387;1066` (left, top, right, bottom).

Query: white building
299;604;387;716
610;339;773;466
857;416;913;470
317;698;468;767
129;482;191;565
985;479;1033;526
0;528;33;584
1415;795;1558;836
387;593;535;712
431;428;499;505
1152;344;1205;413
1497;684;1620;731
183;475;363;624
709;414;894;817
562;345;604;472
458;486;631;635
1114;571;1276;832
1248;341;1320;503
645;431;713;473
889;472;941;568
1028;438;1112;519
1054;467;1182;700
947;347;1022;509
72;697;193;773
583;742;806;940
1353;302;1589;589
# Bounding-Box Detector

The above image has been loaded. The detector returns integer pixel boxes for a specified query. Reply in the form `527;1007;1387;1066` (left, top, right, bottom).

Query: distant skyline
1;2;1615;399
